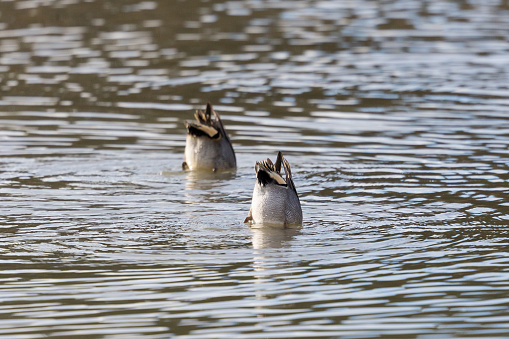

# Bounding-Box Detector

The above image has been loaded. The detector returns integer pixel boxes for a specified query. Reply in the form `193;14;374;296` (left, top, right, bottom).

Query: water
1;0;509;337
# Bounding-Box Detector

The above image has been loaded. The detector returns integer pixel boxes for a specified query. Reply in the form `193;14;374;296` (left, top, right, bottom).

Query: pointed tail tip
205;102;214;118
275;151;284;171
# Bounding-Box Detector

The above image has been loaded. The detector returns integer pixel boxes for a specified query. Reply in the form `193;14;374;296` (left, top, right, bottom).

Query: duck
245;151;302;226
183;102;236;171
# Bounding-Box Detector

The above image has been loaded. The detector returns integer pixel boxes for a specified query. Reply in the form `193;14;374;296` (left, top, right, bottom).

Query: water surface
1;0;509;338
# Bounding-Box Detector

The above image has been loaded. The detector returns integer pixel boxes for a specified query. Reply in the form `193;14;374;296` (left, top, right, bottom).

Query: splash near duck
245;151;302;226
183;103;236;171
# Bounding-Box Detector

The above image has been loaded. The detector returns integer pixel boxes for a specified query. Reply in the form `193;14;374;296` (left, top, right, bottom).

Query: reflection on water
183;169;237;194
251;225;301;250
1;0;509;337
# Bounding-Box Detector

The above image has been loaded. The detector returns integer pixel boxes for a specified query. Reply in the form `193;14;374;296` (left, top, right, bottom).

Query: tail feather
185;122;219;138
282;158;297;194
255;152;287;186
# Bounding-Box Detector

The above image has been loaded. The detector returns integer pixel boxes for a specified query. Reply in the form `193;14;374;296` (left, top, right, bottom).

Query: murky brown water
1;0;509;338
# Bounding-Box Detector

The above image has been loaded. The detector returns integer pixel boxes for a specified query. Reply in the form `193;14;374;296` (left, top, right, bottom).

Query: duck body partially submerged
183;103;236;171
245;152;302;226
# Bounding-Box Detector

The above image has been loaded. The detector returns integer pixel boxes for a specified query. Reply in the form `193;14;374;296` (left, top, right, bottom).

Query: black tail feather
186;124;219;138
257;170;271;186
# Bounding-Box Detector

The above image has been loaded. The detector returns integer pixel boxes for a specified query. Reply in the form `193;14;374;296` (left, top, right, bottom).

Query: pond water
1;0;509;338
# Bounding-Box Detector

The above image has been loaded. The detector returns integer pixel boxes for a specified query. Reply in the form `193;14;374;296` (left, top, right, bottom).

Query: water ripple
1;0;509;337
